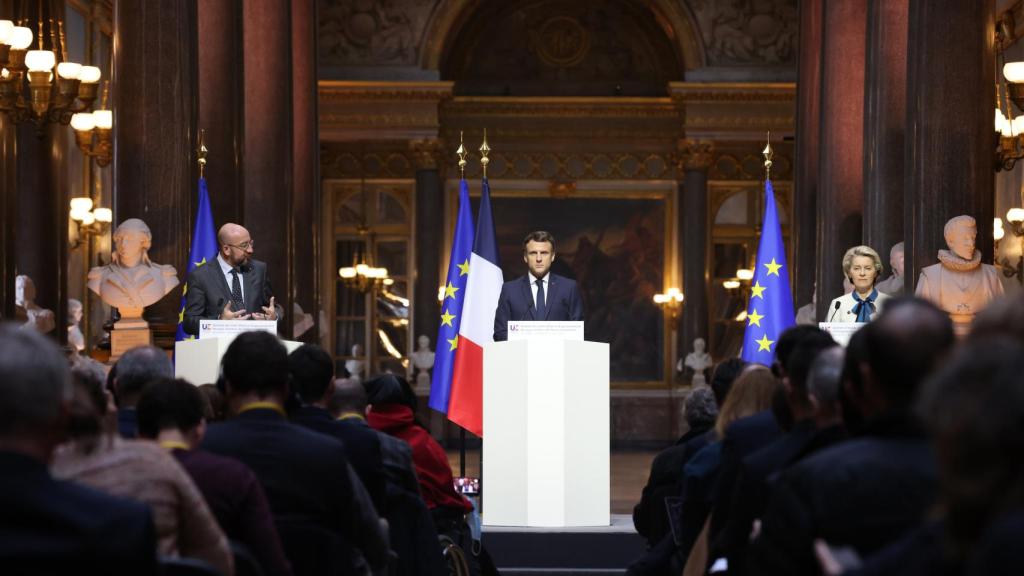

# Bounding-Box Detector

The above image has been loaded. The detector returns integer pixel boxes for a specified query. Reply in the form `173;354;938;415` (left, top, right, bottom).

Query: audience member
0;325;158;574
288;344;387;511
800;347;848;458
968;294;1024;343
709;357;747;409
109;345;173;438
51;358;234;576
749;297;953;575
199;383;226;422
137;378;293;576
201;331;388;576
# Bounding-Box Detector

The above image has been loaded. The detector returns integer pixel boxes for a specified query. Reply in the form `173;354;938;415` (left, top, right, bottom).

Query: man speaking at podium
182;223;280;337
493;230;584;341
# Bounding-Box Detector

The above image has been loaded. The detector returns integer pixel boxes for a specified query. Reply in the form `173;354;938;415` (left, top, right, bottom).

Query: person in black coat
0;326;157;575
749;298;954;576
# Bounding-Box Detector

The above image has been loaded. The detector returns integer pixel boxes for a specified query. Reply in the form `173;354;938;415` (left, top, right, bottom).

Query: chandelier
0;5;104;134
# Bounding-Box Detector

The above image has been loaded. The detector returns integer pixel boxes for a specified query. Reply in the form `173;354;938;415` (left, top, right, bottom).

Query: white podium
482;338;610;527
175;327;301;385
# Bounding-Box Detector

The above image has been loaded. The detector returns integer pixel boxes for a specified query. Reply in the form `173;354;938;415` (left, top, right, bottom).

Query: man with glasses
182;222;281;337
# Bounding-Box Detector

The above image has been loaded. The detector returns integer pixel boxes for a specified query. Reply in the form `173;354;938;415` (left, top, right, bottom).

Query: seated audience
288;344;387;511
201;331;388;576
109;345;174;438
51;356;234;576
0;325;158;574
749;297;953;575
199;382;227;422
136;377;293;576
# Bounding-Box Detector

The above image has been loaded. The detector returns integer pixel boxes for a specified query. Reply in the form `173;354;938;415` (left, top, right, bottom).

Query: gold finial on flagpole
762;131;773;181
198;129;208;178
479;128;491;179
456;131;468;179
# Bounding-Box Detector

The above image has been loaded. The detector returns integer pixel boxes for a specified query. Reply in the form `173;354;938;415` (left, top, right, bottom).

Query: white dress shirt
529;273;550;309
217;254;244;303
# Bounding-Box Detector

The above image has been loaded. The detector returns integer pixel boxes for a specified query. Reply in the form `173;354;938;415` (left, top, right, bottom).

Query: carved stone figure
292;302;314;339
345;343;366;383
915;216;1004;333
87;218;180;319
14;275;55;334
410;334;435;389
67;298;85;353
876;241;905;295
795;282;817;325
678;337;713;387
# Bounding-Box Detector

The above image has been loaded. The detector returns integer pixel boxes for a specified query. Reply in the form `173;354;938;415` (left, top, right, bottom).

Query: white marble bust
410;334;435;389
679;337;713;386
87;218;179;319
67;298;85;353
916;215;1003;331
345;343;366;383
14;275;55;334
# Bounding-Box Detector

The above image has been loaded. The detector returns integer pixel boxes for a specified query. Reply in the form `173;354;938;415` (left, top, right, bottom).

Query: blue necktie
535;278;546;319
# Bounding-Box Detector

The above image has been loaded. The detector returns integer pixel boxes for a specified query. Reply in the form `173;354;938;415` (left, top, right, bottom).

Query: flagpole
475;130;491;493
198;129;207;178
456;132;468;480
763;131;773;181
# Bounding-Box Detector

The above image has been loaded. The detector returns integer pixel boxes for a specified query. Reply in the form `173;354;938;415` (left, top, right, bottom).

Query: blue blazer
493;273;584;341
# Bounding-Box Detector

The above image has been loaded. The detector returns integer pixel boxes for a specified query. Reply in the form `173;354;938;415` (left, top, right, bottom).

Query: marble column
0;106;15;320
114;0;196;332
412;139;444;349
863;0;909;270
679;140;713;364
815;0;867;320
905;0;995;291
794;0;822;310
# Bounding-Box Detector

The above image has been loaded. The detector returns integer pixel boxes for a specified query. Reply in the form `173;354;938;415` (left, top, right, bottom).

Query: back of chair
159;556;223;576
274;518;355;576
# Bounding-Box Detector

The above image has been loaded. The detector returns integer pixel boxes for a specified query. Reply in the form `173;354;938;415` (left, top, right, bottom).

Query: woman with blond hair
827;245;891;323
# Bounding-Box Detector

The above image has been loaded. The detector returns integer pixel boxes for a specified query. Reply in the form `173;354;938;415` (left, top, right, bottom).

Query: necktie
851;289;878;323
230;268;244;311
535;278;546;319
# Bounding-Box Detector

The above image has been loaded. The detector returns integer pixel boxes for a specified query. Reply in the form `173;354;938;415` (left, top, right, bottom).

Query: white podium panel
175;334;302;385
818;322;866;347
483;339;610;527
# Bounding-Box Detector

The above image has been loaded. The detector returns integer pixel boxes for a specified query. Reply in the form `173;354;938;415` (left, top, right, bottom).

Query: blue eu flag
740;178;795;364
428;178;475;414
175;177;218;341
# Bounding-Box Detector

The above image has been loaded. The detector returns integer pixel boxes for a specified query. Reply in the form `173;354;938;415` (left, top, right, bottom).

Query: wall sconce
70;107;112;167
69;196;111;249
998;208;1024;284
995;12;1024;171
653;287;684;324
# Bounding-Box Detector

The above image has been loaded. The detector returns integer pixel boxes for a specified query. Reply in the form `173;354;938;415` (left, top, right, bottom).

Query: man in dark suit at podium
493;230;584;341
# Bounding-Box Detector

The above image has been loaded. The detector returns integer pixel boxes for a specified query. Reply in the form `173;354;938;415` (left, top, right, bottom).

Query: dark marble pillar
815;0;867;320
0;109;15;320
412;140;444;346
905;0;995;291
290;0;319;341
794;0;823;309
114;0;196;331
242;0;292;329
679;140;713;362
863;0;909;267
197;0;243;224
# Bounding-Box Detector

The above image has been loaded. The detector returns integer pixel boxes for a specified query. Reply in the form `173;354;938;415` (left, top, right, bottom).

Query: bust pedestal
110;310;152;361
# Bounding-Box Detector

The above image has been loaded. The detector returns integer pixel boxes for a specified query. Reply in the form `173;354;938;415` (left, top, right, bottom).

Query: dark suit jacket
0;450;157;575
200;408;388;573
493;273;584;341
290;406;387;512
182;258;277;336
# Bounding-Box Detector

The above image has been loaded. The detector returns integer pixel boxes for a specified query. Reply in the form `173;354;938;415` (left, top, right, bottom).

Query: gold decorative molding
668;82;797;103
409;138;445;170
319;81;454;141
678;139;715;172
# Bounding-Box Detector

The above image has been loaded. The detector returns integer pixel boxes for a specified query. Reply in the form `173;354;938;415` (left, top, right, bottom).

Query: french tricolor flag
448;178;502;436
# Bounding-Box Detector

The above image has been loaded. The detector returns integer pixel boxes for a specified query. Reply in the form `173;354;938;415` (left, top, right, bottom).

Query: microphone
828;301;841;322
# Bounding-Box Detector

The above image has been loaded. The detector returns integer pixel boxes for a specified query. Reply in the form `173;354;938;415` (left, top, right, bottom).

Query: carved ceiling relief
318;0;437;66
688;0;798;66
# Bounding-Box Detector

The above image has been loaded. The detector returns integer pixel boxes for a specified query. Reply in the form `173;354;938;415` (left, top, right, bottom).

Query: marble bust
67;298;85;353
410;334;436;389
915;215;1003;332
345;343;366;383
875;241;905;295
14;275;55;334
679;337;713;387
87;218;180;319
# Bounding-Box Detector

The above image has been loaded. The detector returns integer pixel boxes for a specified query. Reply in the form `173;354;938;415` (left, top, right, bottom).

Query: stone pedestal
111;318;153;360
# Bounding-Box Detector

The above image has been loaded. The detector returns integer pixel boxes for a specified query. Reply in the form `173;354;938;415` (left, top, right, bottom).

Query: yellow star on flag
447;335;459;351
457;260;470;276
756;334;774;352
440;309;456;327
182;282;188;296
750;281;766;299
764;258;782;277
443;282;459;300
747;308;764;327
194;257;207;268
178;308;184;324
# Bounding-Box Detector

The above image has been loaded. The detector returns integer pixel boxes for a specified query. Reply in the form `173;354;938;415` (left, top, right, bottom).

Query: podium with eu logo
482;321;610;527
174;320;301;385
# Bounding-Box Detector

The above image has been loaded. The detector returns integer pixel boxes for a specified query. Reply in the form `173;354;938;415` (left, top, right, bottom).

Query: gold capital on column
409;139;444;170
677;139;715;174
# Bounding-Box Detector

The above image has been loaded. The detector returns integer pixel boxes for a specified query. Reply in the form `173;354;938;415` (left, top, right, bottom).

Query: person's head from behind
709;357;747;407
112;345;173;408
917;338;1024;559
782;328;837;419
856;297;954;424
197;384;225;422
682;386;717;433
329;377;369;419
136;378;208;448
969;295;1024;344
287;344;334;406
522;230;556;279
363;373;417;411
67;358;116;441
220;331;289;413
714;365;777;438
773;325;831;381
806;346;845;428
0;325;71;461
